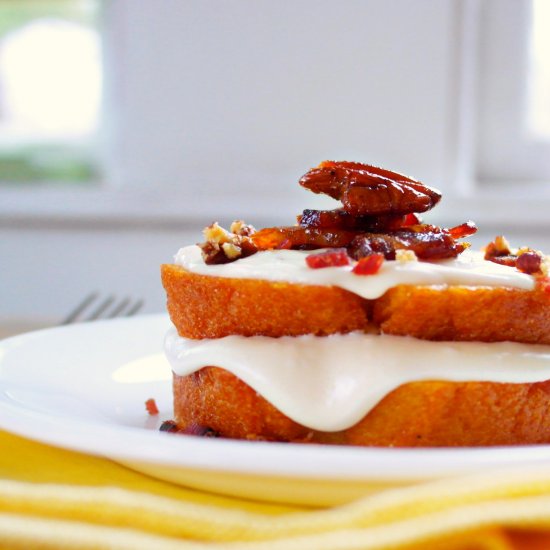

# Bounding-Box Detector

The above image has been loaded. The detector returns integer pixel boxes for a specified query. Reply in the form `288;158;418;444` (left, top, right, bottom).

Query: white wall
0;226;198;327
105;0;458;196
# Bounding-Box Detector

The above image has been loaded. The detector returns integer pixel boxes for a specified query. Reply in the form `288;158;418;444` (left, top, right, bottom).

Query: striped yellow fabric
1;430;550;549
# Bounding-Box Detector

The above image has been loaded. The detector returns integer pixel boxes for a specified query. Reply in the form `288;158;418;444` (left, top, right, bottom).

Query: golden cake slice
161;161;550;447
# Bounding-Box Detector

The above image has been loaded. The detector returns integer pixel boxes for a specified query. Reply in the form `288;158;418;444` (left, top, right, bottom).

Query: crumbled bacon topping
352;254;385;275
145;398;159;416
305;249;351;269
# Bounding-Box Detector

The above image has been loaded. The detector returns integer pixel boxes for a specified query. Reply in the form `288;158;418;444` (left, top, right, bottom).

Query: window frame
475;0;550;183
0;0;549;231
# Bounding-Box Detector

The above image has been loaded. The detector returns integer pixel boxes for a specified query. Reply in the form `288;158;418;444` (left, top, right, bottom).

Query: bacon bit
446;221;477;239
145;398;159;416
352;254;385;275
306;248;351;269
401;213;421;227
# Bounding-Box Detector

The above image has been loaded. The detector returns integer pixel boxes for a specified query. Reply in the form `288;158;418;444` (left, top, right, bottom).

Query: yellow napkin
2;429;550;550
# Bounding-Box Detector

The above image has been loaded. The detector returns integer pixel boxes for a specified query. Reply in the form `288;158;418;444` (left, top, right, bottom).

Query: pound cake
161;161;550;447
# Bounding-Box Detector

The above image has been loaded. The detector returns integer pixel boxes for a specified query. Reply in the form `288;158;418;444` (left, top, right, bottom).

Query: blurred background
0;0;549;333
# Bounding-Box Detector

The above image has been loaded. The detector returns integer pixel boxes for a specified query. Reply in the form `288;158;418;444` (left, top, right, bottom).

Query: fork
61;293;144;325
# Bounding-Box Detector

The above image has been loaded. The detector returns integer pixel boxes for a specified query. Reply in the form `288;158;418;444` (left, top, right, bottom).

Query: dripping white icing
164;329;550;432
173;246;534;300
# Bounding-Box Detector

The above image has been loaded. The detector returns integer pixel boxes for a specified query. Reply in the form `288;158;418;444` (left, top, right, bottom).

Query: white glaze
165;329;550;432
174;245;534;300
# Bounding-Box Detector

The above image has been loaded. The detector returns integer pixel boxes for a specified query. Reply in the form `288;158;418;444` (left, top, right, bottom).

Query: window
528;0;550;140
0;0;102;184
476;0;550;184
0;0;548;227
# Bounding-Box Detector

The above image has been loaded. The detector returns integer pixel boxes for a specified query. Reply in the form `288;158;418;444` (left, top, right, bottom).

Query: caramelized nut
299;161;442;216
516;251;543;275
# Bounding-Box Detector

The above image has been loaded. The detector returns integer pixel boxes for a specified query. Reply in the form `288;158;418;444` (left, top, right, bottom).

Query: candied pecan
252;226;358;250
348;234;396;260
348;225;467;261
299;161;441;216
298;208;419;232
517;251;543;274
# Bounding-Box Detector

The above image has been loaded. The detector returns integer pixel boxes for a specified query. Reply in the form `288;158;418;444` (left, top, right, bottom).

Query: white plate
2;314;550;506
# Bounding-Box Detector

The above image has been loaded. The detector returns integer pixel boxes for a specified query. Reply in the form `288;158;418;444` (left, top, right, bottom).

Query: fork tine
62;295;145;324
60;292;99;325
107;297;131;318
85;295;116;321
126;299;144;317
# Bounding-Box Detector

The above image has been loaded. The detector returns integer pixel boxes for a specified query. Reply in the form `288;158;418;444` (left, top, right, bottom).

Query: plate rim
2;314;550;481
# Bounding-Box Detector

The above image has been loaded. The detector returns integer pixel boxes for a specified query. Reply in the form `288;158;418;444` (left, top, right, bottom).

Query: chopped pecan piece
395;249;418;262
348;233;396;260
299;161;441;216
484;237;547;275
516;250;543;275
199;221;257;264
484;235;512;261
230;220;255;237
